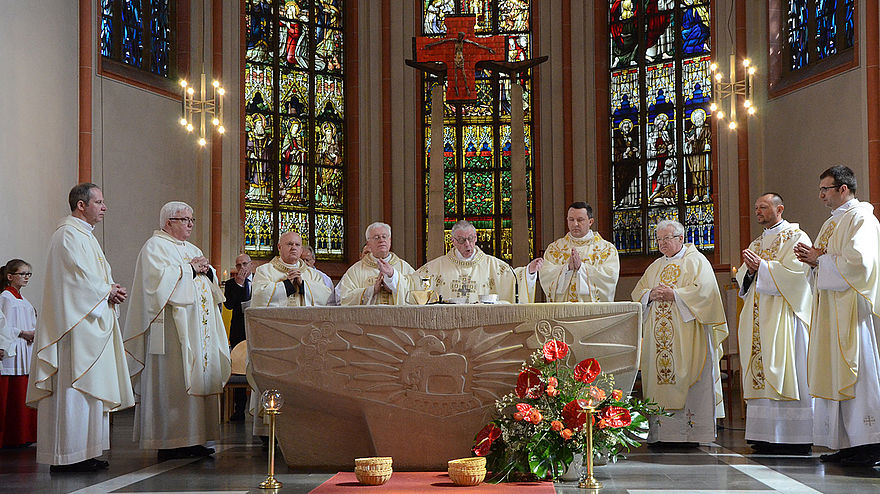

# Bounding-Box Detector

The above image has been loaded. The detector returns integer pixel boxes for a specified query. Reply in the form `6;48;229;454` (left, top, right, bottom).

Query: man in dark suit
224;253;252;421
224;254;252;349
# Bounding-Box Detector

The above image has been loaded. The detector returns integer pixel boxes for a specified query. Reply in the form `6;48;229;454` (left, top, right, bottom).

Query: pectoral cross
865;415;876;427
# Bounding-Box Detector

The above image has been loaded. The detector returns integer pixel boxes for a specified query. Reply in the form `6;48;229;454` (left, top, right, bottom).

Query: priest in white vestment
251;231;333;308
249;230;331;439
795;165;880;466
737;193;813;454
633;219;728;446
338;222;415;305
415;220;534;304
536;202;620;302
27;183;134;472
123;201;230;461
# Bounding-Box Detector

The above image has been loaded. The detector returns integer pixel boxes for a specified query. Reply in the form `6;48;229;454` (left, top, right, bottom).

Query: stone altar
245;302;642;469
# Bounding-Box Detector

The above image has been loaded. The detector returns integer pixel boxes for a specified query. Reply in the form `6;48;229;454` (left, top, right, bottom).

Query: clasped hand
741;248;762;274
190;256;211;274
794;242;822;267
648;284;675;302
109;283;127;305
567;249;582;271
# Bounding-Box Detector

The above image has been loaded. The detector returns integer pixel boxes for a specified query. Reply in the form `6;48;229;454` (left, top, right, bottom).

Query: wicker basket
354;467;393;485
354;457;393;485
448;468;486;486
448;457;486;469
448;457;487;486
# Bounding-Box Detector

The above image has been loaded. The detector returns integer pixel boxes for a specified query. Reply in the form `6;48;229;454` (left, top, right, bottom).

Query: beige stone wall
0;1;79;313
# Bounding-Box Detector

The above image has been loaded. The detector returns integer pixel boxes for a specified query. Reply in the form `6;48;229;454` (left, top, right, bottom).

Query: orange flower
529;409;543;424
551;420;563;432
513;411;525;421
548;377;558;387
612;389;623;401
561;429;573;440
546;386;559;397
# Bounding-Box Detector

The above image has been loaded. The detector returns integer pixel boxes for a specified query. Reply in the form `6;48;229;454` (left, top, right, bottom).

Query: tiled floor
2;400;880;494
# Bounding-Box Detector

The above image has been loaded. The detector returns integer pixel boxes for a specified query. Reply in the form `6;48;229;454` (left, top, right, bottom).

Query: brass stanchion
258;390;284;489
578;406;602;490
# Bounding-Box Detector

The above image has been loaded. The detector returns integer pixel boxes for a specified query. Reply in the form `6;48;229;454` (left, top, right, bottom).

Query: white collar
665;245;687;260
571;230;594;242
763;219;789;236
454;249;477;262
70;215;95;232
831;198;859;217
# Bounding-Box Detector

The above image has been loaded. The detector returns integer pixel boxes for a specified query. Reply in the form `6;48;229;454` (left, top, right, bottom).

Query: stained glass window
786;0;854;72
101;0;173;77
609;0;715;255
421;0;535;262
244;0;346;261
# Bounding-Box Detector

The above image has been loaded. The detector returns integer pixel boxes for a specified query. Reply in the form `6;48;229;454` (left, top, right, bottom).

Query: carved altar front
245;302;642;469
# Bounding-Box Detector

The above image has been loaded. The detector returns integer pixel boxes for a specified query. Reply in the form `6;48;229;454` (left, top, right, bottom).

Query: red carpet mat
309;472;556;493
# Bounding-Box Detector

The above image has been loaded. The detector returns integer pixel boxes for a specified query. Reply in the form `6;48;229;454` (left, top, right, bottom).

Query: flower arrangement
473;339;666;482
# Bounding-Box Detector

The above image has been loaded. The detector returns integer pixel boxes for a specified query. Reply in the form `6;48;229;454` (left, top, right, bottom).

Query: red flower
612;389;623;401
516;367;544;399
562;399;590;430
573;358;601;384
542;340;570;362
473;423;501;456
597;406;632;428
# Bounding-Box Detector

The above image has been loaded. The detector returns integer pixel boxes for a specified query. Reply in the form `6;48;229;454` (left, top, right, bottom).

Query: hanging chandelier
179;73;225;146
708;55;756;130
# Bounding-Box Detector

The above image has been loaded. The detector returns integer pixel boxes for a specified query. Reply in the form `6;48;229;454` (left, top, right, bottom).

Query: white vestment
736;221;814;444
123;230;231;449
415;247;519;303
0;311;12;362
539;231;620;302
808;199;880;449
633;244;728;443
251;257;332;307
338;253;415;305
27;216;134;465
0;290;35;375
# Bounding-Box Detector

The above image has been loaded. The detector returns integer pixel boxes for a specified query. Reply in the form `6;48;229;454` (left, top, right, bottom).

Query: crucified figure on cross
425;32;496;97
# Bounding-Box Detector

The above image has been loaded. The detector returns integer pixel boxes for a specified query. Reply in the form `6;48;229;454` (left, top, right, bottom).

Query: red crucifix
414;15;505;102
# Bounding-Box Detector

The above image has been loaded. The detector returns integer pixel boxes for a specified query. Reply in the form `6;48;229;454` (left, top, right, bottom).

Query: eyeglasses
819;185;841;193
656;235;682;243
169;217;196;225
369;234;390;241
452;235;477;244
13;272;32;277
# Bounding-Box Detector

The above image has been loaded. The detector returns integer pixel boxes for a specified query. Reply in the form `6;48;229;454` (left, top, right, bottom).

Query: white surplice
123;230;230;449
0;290;36;375
27;216;134;465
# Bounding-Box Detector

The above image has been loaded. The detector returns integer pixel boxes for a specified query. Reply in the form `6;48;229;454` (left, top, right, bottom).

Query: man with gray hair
338;222;415;305
632;219;728;447
251;231;332;307
415;220;518;303
123;201;230;461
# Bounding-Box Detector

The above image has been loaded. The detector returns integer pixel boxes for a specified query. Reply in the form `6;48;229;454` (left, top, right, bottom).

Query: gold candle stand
259;408;282;489
578;406;602;490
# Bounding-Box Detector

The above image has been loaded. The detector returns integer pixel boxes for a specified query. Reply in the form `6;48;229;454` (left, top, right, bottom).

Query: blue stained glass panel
788;0;809;70
150;0;170;39
816;0;837;59
151;39;168;75
680;2;710;55
845;0;854;48
247;2;273;62
313;214;344;256
682;55;712;105
122;0;142;25
279;210;309;246
102;0;113;16
613;210;642;254
122;25;143;67
101;17;113;57
244;209;274;253
424;0;455;34
686;204;714;250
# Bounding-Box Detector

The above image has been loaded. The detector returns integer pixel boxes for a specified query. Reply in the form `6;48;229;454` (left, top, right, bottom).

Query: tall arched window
420;0;535;263
609;0;715;255
244;0;346;261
